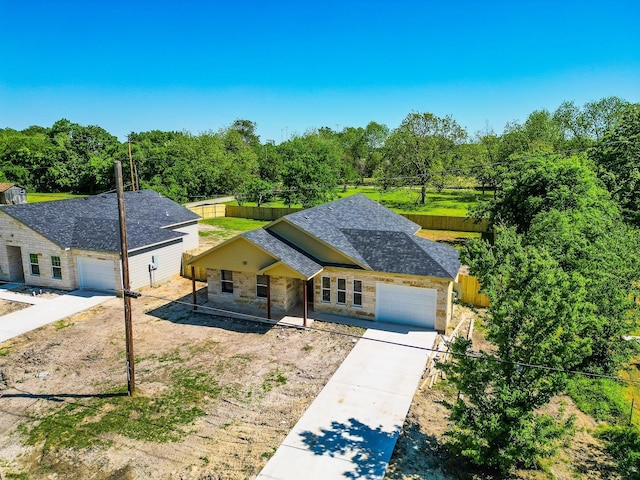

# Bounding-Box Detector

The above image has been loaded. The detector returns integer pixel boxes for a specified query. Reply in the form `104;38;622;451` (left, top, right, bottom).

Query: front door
6;246;25;282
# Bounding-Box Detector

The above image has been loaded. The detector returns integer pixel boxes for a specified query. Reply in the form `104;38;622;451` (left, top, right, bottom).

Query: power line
135;289;640;386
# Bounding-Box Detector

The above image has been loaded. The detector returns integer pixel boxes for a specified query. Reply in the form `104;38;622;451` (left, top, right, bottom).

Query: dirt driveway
0;276;363;479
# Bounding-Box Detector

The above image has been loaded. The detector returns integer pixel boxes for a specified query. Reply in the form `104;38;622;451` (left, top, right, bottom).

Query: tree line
1;96;637;223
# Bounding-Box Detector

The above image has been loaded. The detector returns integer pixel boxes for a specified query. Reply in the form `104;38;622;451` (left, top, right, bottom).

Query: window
29;254;40;276
337;278;346;304
321;277;331;302
51;256;62;280
256;274;268;298
353;280;362;307
221;270;233;294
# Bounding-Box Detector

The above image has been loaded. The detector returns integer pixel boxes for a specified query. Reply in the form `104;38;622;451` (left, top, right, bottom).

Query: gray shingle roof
1;190;199;252
274;194;460;279
243;228;322;279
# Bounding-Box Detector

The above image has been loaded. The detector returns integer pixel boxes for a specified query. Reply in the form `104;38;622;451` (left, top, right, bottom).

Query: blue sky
1;0;639;142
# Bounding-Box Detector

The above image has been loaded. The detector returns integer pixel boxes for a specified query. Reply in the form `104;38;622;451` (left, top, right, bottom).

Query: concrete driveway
0;286;114;343
256;323;438;480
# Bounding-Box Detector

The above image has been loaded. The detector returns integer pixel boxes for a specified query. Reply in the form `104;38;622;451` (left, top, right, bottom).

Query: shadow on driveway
299;417;397;479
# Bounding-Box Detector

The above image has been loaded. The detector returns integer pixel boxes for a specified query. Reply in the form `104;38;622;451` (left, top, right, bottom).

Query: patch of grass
53;319;74;331
262;368;287;393
158;348;183;363
23;368;221;451
200;217;269;232
187;340;220;355
0;346;14;356
28;193;85;203
566;376;629;423
228;187;482;216
5;472;29;480
302;344;313;351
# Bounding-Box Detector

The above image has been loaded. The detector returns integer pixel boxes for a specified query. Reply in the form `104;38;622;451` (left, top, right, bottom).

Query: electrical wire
132;289;640;385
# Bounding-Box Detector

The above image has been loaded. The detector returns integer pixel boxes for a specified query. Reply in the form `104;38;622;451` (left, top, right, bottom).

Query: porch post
266;275;271;320
191;266;197;311
303;280;308;327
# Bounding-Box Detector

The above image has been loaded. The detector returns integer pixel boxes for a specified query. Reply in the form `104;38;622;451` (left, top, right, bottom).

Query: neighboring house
0;183;27;205
188;194;460;332
0;190;200;292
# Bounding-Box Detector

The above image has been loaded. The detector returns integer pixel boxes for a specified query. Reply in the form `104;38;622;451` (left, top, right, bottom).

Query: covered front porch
185;229;325;327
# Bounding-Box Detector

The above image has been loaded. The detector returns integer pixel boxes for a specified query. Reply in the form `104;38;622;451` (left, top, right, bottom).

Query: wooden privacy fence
400;214;489;232
421;317;474;389
458;274;490;307
225;205;303;221
182;253;208;281
186;200;489;233
187;204;226;219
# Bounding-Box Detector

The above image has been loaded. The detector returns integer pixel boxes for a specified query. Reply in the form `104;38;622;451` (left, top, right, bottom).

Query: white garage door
78;258;118;292
375;283;437;329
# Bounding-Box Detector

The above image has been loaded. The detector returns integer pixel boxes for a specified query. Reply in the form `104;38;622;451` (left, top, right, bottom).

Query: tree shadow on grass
145;288;273;335
298;417;398;479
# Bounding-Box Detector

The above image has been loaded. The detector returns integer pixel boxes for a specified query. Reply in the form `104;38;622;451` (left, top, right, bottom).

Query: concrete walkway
0;289;115;343
256;323;437;480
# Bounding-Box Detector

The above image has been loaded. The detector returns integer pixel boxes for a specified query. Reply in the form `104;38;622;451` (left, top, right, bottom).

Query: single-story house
0;183;27;205
188;194;460;332
0;190;200;292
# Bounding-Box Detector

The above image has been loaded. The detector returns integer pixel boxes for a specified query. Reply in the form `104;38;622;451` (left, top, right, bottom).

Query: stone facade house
188;194;460;332
0;183;27;205
0;190;199;292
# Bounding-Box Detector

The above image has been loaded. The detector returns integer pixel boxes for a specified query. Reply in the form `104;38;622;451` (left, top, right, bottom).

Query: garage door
77;258;118;292
375;283;437;329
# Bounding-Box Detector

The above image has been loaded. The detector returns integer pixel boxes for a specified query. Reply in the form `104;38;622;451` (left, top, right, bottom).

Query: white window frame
337;278;346;305
321;276;331;303
29;253;40;276
353;280;363;307
51;256;62;280
221;270;233;294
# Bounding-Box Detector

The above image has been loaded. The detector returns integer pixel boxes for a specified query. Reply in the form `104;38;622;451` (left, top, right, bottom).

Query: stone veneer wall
207;269;303;314
312;266;454;332
0;212;77;289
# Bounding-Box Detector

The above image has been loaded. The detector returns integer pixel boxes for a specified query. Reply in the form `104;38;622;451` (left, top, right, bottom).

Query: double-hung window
51;256;62;279
29;254;40;276
256;275;268;298
321;277;331;302
221;270;233;294
337;278;346;305
353;280;362;307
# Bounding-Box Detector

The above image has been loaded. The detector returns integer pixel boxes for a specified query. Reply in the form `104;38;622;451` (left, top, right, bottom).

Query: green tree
443;229;592;473
237;177;274;206
590;103;640;225
528;207;640;374
382;112;466;204
473;155;613;234
554;97;629;145
278;134;340;208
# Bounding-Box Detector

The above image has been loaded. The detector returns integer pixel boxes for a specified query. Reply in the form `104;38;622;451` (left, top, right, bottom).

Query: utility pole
115;161;136;396
127;135;136;191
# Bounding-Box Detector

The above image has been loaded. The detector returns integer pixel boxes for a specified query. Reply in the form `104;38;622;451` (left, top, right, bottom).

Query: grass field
27;192;85;203
231;186;485;216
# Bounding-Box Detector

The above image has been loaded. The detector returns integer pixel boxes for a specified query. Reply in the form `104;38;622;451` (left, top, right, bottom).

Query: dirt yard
0;300;30;317
0;276;363;479
0;268;620;479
